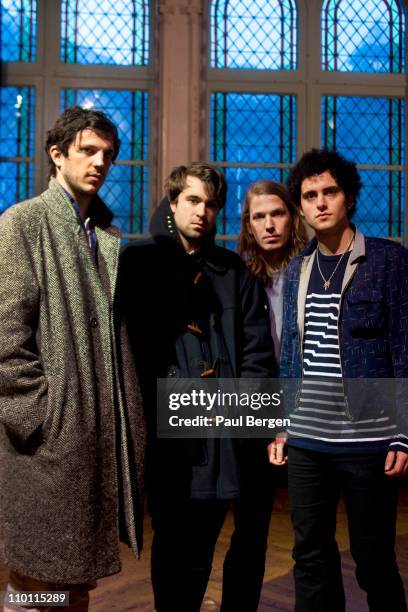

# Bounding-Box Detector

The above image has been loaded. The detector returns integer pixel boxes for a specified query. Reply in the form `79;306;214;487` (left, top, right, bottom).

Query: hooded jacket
119;198;276;496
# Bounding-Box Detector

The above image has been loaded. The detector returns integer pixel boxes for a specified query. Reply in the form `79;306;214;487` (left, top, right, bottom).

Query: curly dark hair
287;148;362;218
238;180;308;286
165;162;227;210
45;106;120;178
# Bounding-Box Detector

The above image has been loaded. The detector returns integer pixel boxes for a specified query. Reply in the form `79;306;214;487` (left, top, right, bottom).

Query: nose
196;202;206;218
265;215;275;230
316;192;327;210
92;150;106;169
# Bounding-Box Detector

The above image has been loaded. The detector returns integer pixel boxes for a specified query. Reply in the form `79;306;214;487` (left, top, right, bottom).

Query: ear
170;200;177;214
346;197;354;211
246;220;253;236
49;145;64;170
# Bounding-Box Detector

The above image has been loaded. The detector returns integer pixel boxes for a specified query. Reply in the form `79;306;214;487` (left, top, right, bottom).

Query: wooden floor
1;487;407;611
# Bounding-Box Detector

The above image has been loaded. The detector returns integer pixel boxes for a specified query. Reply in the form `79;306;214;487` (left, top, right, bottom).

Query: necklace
316;234;354;291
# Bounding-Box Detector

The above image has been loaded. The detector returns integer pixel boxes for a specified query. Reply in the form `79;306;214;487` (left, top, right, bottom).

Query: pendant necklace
316;233;354;291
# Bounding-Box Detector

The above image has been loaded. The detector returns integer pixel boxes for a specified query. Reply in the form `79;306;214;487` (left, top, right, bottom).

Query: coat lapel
96;226;120;304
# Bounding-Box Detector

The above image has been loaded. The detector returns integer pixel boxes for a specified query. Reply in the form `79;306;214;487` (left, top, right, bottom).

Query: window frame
2;0;156;238
205;0;408;243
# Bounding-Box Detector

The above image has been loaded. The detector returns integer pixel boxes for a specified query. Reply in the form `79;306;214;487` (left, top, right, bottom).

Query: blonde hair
237;180;308;286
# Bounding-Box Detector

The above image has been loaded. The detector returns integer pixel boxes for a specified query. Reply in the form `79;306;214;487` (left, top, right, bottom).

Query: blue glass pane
211;0;297;70
352;170;405;237
211;92;296;239
1;0;37;62
322;96;405;238
99;165;149;235
61;0;149;66
60;88;149;234
210;92;296;165
322;0;405;72
0;86;35;212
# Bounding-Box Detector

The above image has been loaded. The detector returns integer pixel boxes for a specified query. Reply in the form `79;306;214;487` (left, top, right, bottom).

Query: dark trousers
221;447;276;612
150;497;229;612
288;446;407;612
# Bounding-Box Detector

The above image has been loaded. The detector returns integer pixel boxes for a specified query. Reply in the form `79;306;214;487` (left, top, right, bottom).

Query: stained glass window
322;0;405;72
211;92;296;242
210;0;297;70
61;89;149;234
0;87;35;212
322;96;404;237
1;0;37;62
61;0;149;66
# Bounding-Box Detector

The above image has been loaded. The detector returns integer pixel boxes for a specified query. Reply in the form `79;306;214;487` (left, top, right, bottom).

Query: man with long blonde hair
238;179;307;362
219;180;306;612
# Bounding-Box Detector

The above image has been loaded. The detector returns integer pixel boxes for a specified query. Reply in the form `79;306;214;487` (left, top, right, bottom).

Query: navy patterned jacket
280;227;408;449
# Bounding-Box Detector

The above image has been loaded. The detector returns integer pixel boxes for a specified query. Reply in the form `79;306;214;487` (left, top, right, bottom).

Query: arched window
321;0;405;238
211;0;297;70
322;0;405;72
61;0;149;66
1;1;152;236
209;0;298;245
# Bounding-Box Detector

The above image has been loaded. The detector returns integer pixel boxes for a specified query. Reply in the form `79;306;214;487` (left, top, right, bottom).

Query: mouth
316;213;330;220
86;174;104;182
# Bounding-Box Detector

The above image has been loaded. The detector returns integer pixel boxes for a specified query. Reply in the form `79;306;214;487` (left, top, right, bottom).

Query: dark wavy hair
287;148;362;218
238;180;308;286
45;106;120;178
165;162;227;210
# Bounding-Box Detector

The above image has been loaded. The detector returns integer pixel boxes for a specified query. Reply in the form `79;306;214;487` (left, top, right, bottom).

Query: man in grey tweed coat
0;107;145;611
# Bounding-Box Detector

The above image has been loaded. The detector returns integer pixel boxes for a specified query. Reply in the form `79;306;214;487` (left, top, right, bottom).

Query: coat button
90;317;98;328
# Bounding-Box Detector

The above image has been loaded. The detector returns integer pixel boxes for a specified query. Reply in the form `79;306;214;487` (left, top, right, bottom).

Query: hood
148;197;228;273
149;197;179;242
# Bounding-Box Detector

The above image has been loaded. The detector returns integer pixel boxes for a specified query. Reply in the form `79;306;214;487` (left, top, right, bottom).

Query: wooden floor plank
1;487;407;611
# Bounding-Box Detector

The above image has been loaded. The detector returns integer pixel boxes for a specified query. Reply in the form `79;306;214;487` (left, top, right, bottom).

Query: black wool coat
118;199;277;495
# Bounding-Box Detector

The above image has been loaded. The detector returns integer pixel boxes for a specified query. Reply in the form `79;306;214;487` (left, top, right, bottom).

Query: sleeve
0;209;48;442
278;267;293;379
239;269;277;379
387;243;408;452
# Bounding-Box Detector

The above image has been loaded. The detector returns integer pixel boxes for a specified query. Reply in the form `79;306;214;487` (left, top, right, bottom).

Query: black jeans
221;442;277;612
288;446;407;612
150;493;229;612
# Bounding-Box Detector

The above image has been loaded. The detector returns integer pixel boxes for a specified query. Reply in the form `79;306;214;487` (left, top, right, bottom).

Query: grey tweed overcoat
0;181;146;583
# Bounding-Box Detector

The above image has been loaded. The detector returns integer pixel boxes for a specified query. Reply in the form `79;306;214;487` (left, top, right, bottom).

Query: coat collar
44;179;114;230
149;196;229;274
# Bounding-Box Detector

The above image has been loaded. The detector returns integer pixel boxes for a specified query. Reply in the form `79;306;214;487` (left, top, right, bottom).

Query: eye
302;192;316;201
325;187;340;197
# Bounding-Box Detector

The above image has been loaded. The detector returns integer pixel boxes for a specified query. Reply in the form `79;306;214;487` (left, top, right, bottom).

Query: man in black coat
119;162;276;611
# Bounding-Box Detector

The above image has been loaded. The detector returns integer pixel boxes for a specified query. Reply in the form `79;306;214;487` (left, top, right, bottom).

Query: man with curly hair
269;149;408;611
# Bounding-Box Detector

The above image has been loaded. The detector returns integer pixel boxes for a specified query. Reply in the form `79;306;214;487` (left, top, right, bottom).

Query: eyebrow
252;207;287;216
302;186;341;197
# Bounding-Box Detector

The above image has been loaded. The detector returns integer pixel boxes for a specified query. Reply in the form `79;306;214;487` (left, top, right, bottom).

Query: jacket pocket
346;288;386;338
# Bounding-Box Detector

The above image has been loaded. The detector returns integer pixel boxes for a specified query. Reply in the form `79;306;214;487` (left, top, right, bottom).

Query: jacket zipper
337;272;356;421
